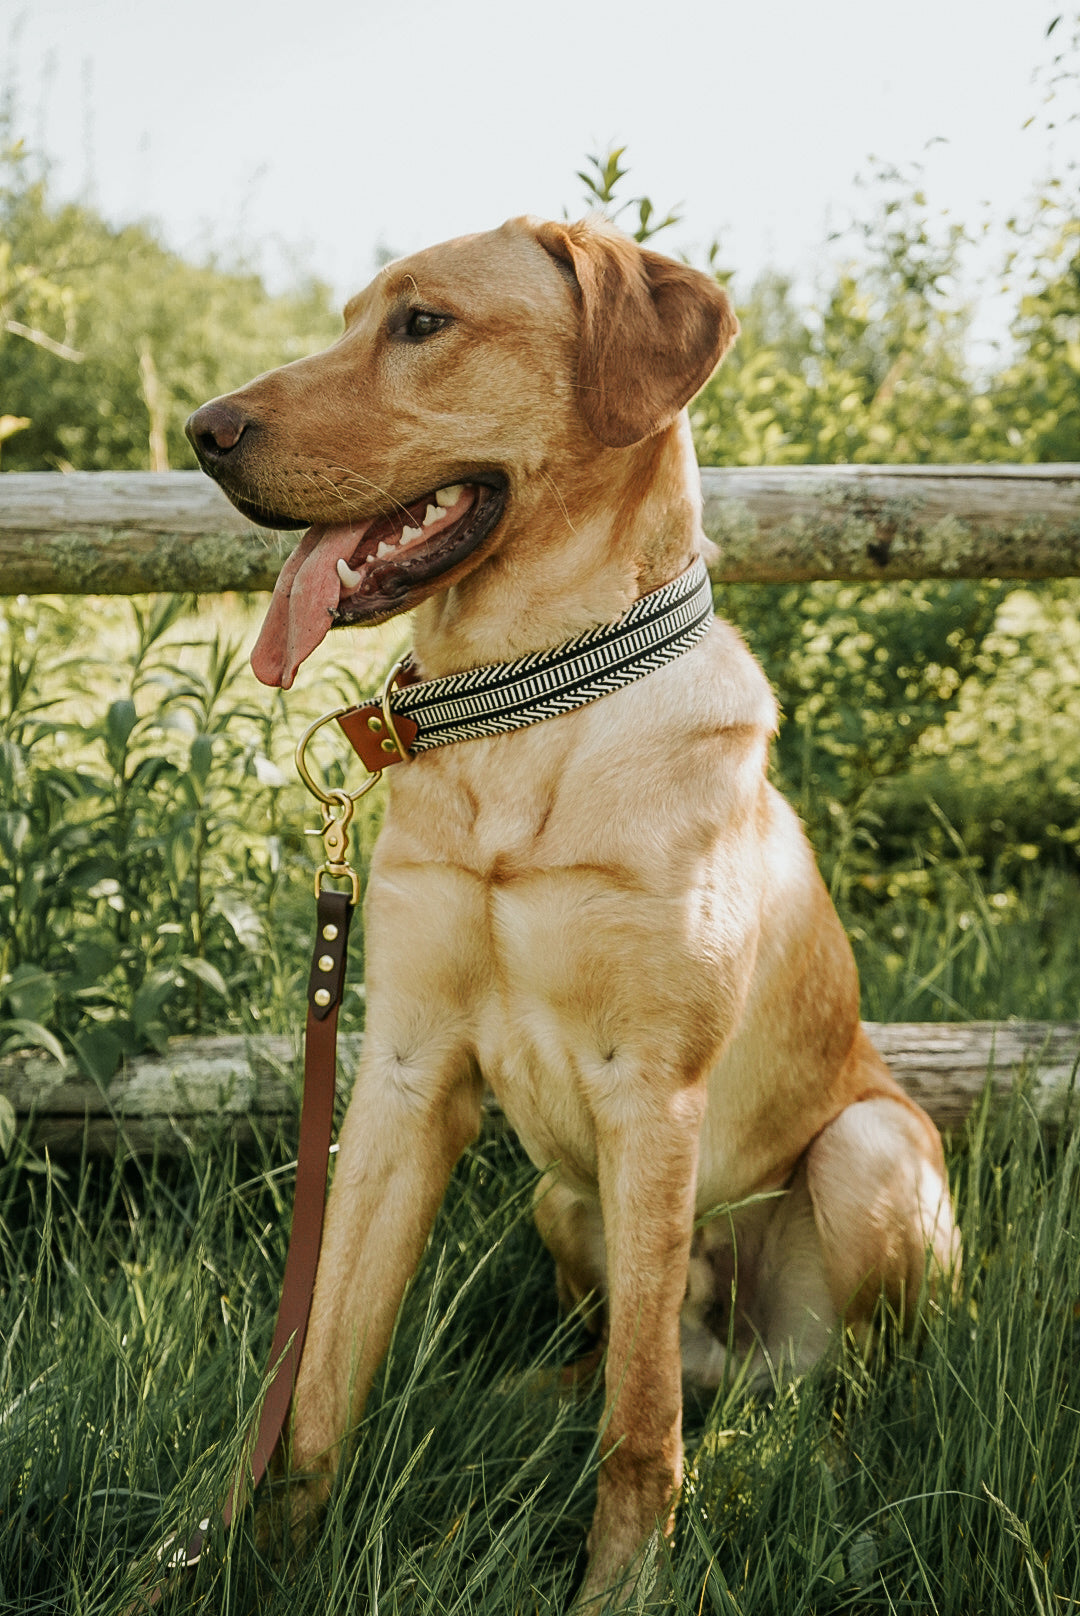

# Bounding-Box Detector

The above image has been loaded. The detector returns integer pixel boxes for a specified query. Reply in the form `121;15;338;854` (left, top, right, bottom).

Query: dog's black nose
185;399;250;469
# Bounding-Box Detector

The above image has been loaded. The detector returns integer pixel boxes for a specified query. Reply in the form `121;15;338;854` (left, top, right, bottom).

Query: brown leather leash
127;735;379;1607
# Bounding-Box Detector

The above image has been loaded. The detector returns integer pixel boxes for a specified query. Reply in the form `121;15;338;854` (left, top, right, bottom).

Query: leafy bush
0;594;398;1079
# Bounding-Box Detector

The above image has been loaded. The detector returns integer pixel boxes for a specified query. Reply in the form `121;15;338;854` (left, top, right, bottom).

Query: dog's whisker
539;468;577;534
315;463;417;523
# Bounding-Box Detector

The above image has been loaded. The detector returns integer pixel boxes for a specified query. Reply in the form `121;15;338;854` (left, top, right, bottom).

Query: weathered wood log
866;1020;1080;1131
0;471;293;595
2;1022;1077;1156
701;463;1080;583
1;466;1079;595
0;1034;362;1156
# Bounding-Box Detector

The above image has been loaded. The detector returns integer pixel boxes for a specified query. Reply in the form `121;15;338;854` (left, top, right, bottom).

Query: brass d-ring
379;657;413;763
295;706;384;807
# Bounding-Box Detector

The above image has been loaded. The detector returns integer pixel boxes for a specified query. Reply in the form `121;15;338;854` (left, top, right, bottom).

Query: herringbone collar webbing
337;557;714;771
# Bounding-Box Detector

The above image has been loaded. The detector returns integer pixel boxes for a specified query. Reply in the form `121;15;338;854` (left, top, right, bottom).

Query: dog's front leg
282;1032;482;1519
576;1077;706;1611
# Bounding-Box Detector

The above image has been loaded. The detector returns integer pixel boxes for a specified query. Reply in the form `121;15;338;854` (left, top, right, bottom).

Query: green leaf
71;1025;129;1082
1;963;57;1022
130;755;177;790
132;971;178;1035
0;811;30;861
105;698;138;756
176;956;228;998
212;889;265;951
190;734;213;784
0;1018;68;1064
63;938;119;992
0;1093;15;1156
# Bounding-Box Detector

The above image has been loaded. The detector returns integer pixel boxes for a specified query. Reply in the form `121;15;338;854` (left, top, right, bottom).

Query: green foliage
2;1081;1080;1611
577;147;682;243
718;572;1080;1025
0;134;340;473
693;175;976;467
0;594;394;1079
986;217;1080;461
721;577;1007;815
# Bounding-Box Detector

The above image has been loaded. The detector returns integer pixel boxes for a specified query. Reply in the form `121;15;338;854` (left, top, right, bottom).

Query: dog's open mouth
250;478;506;689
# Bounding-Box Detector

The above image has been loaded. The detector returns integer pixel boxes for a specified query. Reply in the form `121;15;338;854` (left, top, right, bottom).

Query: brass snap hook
296;710;378;906
311;789;361;904
378;656;413;764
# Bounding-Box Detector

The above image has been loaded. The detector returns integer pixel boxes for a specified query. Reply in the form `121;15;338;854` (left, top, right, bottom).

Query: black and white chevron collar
337;557;714;771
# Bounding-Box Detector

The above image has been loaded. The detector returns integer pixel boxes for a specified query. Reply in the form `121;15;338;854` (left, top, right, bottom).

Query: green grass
845;860;1080;1024
2;1070;1079;1614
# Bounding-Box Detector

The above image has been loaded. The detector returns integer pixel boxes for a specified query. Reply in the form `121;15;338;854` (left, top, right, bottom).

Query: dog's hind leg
533;1172;607;1325
804;1083;959;1341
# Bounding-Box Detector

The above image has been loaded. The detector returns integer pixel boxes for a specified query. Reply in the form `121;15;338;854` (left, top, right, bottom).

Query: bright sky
4;0;1076;320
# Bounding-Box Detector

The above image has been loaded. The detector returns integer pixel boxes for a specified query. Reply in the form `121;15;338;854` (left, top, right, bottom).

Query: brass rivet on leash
367;715;383;732
318;954;334;972
322;924;339;941
313;988;331;1007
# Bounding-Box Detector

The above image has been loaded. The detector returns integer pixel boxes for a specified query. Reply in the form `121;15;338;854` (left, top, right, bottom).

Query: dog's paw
252;1466;329;1561
572;1527;671;1613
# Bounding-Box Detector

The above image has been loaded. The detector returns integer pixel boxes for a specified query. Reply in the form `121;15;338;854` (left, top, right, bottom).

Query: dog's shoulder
684;615;779;739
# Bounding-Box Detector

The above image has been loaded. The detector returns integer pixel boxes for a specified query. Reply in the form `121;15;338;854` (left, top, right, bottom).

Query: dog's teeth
423;504;443;527
435;485;464;508
400;524;423;544
336;558;362;588
376;541;395;558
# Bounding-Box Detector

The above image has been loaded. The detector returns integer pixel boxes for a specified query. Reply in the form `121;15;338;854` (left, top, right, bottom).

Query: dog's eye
402;309;449;342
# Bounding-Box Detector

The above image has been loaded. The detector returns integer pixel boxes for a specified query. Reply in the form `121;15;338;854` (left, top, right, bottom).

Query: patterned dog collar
337;557;714;772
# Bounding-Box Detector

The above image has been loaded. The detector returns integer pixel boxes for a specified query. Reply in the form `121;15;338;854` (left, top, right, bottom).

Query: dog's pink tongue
250;522;371;689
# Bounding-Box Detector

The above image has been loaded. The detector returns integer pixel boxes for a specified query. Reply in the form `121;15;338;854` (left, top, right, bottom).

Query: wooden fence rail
2;464;1080;594
3;1023;1078;1155
2;465;1079;1145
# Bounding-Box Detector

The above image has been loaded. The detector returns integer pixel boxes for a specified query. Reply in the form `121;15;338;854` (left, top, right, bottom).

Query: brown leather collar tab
337;700;419;771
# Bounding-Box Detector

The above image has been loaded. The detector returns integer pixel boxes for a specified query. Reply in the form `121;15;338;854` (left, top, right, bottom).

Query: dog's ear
535;219;738;448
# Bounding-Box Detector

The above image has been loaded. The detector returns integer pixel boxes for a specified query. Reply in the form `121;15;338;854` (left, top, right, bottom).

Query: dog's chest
372;727;746;1184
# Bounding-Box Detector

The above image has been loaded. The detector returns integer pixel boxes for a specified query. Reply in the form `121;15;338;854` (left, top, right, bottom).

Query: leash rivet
380;738;397;754
313;988;331;1007
317;954;335;972
322;924;339;941
367;716;383;733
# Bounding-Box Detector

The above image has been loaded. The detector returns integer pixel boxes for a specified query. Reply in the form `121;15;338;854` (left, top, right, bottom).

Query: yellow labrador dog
186;217;957;1608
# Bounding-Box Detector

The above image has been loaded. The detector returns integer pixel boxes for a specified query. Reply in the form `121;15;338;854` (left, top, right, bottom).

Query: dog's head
186;217;737;688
